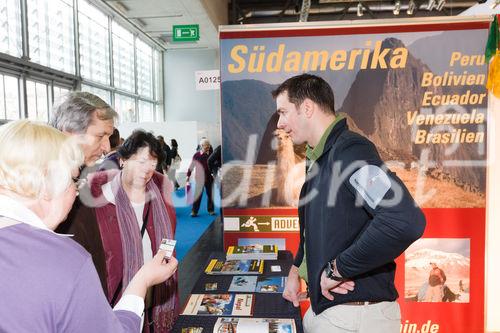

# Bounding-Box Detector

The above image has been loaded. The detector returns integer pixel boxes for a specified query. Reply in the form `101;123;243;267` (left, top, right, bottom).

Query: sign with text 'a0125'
195;70;220;90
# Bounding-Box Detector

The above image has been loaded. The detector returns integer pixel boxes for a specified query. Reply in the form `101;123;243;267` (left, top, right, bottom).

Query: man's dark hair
109;127;120;149
118;130;165;164
272;74;335;114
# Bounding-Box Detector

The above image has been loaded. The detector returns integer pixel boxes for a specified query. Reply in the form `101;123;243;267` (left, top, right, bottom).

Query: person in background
424;262;446;302
50;92;116;234
99;127;121;171
0;120;178;333
168;139;181;190
275;74;425;333
195;136;213;155
208;145;222;217
65;130;179;333
208;145;222;179
186;138;215;217
156;135;171;175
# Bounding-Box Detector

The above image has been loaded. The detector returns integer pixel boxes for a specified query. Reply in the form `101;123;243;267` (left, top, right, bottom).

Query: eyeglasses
71;176;84;196
72;176;86;186
129;159;158;169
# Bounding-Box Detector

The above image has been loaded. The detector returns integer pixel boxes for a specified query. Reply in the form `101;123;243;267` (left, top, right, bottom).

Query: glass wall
81;84;111;105
27;0;75;74
0;0;163;122
0;0;22;57
115;93;136;123
0;72;20;119
136;39;153;99
112;21;135;93
78;0;110;85
26;79;49;122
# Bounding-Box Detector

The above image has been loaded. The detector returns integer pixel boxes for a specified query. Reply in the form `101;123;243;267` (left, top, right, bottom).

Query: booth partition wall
0;0;163;123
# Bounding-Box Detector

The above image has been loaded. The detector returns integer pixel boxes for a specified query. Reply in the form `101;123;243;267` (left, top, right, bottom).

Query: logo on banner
224;216;299;232
271;217;299;231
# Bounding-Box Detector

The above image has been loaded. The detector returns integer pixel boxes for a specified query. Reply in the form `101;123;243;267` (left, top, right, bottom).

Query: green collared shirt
298;114;344;283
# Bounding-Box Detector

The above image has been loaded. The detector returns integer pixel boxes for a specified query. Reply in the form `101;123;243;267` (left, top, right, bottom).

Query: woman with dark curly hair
65;129;179;333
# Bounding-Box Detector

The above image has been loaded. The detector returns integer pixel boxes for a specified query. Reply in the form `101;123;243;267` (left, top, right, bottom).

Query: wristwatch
324;259;344;282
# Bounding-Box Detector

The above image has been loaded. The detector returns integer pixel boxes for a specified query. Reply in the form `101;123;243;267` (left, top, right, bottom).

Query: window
154;49;162;102
138;100;154;122
81;84;111;105
78;0;110;85
112;21;134;93
26;79;49;122
155;103;163;122
114;93;135;123
0;0;165;125
136;38;153;99
27;0;75;74
53;85;70;107
0;0;22;57
0;73;20;120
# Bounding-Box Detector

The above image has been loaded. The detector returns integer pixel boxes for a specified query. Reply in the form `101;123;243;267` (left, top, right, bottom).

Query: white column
486;92;500;332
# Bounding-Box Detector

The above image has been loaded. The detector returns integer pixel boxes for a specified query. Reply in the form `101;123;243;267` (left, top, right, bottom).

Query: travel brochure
226;244;278;260
228;276;258;293
181;328;203;333
238;238;286;251
181;294;254;317
255;276;287;293
205;259;265;275
212;317;296;333
228;276;287;293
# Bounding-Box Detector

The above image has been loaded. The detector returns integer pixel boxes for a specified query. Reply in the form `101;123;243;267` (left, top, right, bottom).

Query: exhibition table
171;250;304;333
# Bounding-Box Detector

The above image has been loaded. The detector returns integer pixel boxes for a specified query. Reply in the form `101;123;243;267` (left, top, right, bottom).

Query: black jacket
295;118;426;314
208;145;222;176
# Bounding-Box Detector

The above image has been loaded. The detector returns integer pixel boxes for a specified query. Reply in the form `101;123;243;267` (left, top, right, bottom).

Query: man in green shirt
274;74;425;333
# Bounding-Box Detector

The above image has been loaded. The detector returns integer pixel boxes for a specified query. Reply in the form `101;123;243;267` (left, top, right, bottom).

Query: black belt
342;301;382;306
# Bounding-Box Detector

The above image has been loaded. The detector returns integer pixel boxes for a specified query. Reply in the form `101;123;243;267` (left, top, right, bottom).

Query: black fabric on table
172;251;304;333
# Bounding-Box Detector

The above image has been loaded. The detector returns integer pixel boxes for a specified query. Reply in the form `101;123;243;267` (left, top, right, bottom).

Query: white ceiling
101;0;494;50
103;0;228;50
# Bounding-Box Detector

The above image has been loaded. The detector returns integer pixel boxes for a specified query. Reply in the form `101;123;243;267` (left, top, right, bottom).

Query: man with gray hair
51;91;116;167
51;92;116;237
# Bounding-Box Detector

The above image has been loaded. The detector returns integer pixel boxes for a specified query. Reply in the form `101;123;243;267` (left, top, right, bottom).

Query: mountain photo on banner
404;238;470;303
221;30;487;209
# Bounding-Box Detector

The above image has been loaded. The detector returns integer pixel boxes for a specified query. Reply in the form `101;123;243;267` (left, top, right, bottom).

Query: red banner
220;17;489;332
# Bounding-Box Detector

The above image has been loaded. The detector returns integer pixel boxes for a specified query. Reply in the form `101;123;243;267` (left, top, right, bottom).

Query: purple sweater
0;223;141;332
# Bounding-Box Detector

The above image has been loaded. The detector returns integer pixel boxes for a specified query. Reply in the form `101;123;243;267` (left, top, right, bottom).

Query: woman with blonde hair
0;120;177;332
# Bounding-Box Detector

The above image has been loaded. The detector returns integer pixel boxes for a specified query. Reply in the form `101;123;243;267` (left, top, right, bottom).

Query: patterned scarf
110;171;178;332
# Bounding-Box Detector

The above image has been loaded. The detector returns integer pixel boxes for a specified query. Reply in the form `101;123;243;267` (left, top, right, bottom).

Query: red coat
63;170;179;331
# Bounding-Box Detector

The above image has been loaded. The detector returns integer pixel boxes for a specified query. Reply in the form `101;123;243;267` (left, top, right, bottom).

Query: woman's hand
123;252;178;299
141;251;178;287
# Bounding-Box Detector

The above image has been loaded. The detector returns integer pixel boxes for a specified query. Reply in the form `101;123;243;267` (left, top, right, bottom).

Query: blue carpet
173;182;221;262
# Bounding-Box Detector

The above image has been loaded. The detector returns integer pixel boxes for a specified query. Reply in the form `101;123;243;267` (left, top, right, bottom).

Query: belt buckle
345;301;376;306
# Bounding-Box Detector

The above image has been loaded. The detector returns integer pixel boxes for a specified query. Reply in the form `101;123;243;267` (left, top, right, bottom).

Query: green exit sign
172;24;199;42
